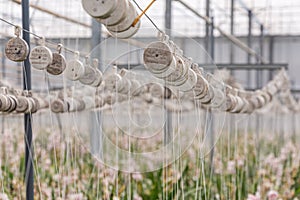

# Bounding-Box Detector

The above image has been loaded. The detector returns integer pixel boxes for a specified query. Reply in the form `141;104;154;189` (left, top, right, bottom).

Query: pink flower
267;190;279;200
132;173;143;181
247;194;260;200
227;160;236;174
68;193;84;200
0;193;9;200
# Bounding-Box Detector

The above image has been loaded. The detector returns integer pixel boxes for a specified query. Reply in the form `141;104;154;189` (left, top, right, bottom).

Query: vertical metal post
205;0;210;53
257;25;264;87
165;0;172;36
255;25;263;163
164;0;172;144
268;36;274;81
230;0;234;64
22;0;34;199
247;10;252;87
91;19;103;157
210;17;215;60
209;17;215;169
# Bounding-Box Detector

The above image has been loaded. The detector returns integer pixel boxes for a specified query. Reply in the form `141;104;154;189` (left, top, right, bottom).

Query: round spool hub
0;95;10;112
104;73;122;91
151;56;177;79
51;99;68;113
144;41;174;73
116;78;131;94
65;60;85;81
193;74;209;99
91;70;103;87
79;65;97;85
108;19;140;39
149;83;164;98
231;96;244;113
165;56;187;83
29;46;53;70
198;85;214;104
224;94;236;112
106;1;137;32
7;95;18;113
177;68;197;92
97;0;128;26
5;37;29;62
16;96;29;113
82;0;117;18
47;53;66;75
28;98;38;113
210;87;225;108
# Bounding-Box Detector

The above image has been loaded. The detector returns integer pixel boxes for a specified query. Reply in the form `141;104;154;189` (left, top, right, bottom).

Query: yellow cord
132;0;156;27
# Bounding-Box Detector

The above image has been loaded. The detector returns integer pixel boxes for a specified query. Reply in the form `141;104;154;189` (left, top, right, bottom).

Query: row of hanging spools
1;7;299;115
5;26;103;86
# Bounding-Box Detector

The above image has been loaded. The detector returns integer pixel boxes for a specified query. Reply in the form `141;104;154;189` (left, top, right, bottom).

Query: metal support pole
164;0;172;144
209;17;215;170
91;19;103;157
268;36;274;81
255;25;264;163
22;0;34;199
205;0;210;53
165;0;172;36
247;10;252;87
210;17;215;60
257;25;264;88
230;0;234;64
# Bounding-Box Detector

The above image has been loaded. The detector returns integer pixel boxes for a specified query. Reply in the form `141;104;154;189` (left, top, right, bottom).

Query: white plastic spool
104;67;122;91
50;99;68;113
164;55;188;85
79;57;98;85
198;84;214;104
108;20;141;39
0;88;10;112
231;95;245;113
90;59;103;87
47;44;66;75
5;26;29;62
97;0;128;26
149;83;165;98
106;1;137;33
65;52;85;81
144;41;176;75
82;0;117;18
176;69;197;92
29;38;53;70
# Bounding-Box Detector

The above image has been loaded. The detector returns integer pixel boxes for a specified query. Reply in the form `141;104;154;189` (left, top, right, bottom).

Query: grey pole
165;0;172;36
268;36;274;81
90;19;103;157
22;0;34;199
247;10;252;87
230;0;235;64
164;0;172;144
209;17;215;170
205;0;210;53
255;26;264;162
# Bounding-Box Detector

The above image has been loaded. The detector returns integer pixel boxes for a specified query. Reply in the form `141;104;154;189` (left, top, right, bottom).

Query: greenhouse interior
0;0;300;199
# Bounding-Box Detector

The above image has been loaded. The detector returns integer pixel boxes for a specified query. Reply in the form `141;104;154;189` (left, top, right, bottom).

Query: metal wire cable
0;17;88;57
131;0;164;34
